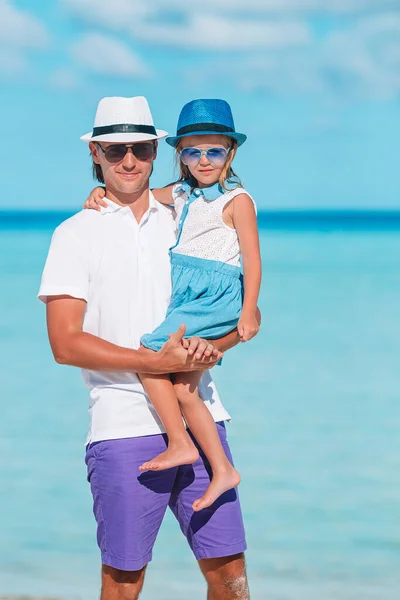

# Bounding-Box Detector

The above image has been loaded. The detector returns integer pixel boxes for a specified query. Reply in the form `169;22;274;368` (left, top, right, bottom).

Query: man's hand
139;324;223;374
181;336;220;360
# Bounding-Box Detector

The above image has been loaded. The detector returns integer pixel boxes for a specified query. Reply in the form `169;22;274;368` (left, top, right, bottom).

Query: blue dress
141;181;247;352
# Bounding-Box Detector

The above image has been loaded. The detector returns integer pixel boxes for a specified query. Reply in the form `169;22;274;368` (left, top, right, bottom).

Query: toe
193;496;210;511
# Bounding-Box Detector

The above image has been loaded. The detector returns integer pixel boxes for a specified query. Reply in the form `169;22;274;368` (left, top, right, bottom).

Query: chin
118;181;144;194
198;177;218;186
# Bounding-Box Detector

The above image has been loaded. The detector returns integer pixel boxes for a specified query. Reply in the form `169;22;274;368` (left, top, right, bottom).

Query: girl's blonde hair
175;137;242;191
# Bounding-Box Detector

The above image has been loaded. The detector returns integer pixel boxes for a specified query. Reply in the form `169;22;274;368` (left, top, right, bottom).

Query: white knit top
171;181;256;268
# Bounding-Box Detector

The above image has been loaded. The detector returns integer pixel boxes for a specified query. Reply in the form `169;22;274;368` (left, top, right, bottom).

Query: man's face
90;140;157;196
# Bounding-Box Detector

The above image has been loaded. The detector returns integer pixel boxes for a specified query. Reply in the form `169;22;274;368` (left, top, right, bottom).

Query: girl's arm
83;186;106;210
233;194;262;342
211;306;262;352
82;183;176;211
152;184;175;205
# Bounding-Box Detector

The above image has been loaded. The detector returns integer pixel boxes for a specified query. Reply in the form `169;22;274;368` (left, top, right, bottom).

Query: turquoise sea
1;212;400;599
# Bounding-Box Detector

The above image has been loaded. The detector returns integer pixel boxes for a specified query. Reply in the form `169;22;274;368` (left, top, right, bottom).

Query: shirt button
193;189;201;197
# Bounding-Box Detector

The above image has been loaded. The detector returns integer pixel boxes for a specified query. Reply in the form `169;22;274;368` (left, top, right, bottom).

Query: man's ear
89;142;100;164
153;140;158;160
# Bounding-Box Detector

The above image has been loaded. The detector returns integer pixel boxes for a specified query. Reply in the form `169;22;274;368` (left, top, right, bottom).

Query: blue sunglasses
180;147;230;167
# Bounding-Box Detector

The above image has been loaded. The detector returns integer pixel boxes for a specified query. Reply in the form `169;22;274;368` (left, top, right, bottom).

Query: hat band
177;123;234;136
92;123;157;137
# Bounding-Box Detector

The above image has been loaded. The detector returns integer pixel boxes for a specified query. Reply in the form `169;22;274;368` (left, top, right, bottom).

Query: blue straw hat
166;99;247;147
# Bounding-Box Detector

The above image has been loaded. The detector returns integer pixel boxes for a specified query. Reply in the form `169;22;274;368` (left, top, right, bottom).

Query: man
39;96;250;599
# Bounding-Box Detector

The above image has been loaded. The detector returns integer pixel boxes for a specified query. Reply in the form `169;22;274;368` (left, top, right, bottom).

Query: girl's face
179;135;230;188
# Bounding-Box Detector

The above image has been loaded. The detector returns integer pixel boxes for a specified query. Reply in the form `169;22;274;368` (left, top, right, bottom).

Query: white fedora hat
81;96;168;143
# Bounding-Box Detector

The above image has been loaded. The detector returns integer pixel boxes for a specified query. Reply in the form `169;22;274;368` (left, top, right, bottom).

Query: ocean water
1;217;400;599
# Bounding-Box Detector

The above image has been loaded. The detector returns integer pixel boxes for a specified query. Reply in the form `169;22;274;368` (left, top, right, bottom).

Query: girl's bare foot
139;440;199;471
192;467;241;511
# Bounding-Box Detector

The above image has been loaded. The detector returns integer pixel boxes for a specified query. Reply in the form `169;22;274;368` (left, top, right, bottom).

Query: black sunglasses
96;142;155;163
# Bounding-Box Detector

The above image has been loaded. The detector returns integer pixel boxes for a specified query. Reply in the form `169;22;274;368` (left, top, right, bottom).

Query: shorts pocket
85;441;106;469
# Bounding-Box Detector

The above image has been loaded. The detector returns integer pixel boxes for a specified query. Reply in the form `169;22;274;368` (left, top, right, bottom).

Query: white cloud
202;12;400;100
0;1;49;78
62;0;310;51
321;13;400;98
257;0;399;13
134;15;310;50
60;0;400;100
62;0;151;29
0;0;49;48
63;0;398;18
50;67;81;90
70;32;149;78
0;50;25;74
158;0;400;15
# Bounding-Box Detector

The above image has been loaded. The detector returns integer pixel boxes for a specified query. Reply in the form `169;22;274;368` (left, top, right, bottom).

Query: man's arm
46;296;221;374
213;329;242;353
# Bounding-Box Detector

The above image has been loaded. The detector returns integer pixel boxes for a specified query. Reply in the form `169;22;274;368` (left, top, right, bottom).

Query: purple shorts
85;422;246;571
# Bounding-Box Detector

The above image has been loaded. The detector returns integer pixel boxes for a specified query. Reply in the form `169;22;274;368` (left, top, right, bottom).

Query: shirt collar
201;182;224;201
148;190;160;211
100;198;126;215
175;180;224;201
100;192;159;215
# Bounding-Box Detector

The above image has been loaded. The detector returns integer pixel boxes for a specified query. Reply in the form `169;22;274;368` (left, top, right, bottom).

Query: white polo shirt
38;193;230;443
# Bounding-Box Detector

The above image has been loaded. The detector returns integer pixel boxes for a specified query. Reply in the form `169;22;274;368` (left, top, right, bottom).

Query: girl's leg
173;371;241;512
138;373;199;471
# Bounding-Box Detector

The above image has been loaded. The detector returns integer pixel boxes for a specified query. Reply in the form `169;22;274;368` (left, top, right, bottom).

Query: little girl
84;99;261;511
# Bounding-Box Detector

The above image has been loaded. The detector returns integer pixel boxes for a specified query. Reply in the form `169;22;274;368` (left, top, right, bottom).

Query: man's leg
169;422;248;599
101;565;147;600
199;554;249;600
85;436;177;600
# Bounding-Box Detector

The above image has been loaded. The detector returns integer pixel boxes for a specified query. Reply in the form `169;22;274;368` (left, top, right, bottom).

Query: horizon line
1;208;400;231
1;208;399;213
0;208;400;232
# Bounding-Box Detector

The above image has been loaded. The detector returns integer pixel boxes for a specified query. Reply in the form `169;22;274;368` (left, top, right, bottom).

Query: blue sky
1;0;399;210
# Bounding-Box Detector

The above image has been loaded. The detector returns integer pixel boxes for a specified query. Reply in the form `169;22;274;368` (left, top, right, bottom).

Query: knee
207;573;249;600
222;574;250;599
201;554;249;599
101;564;146;599
174;382;196;407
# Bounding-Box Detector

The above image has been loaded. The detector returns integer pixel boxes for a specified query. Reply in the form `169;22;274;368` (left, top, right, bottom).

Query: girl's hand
181;336;222;360
83;186;107;211
238;310;260;342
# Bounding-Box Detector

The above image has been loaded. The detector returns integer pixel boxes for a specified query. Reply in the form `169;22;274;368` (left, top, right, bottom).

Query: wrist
241;306;257;316
135;346;159;374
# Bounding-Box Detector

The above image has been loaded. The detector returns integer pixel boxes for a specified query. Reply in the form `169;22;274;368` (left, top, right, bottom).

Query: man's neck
105;186;150;223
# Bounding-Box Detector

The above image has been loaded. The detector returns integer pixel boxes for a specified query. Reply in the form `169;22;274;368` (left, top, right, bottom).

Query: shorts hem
140;336;163;352
194;540;247;561
101;550;152;572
